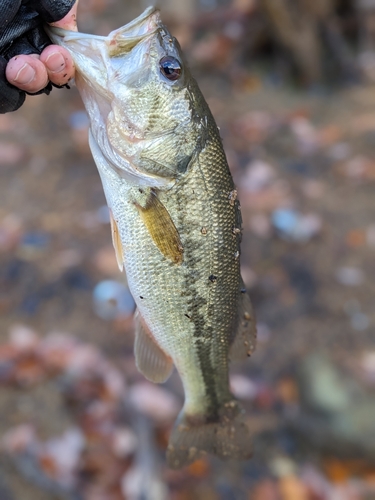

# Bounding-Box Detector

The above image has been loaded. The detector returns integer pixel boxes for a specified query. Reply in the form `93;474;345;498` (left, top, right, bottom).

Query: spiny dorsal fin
135;191;183;265
229;284;257;362
109;210;124;272
134;310;174;383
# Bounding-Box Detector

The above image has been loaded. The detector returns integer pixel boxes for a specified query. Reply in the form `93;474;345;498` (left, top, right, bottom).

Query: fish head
48;8;204;187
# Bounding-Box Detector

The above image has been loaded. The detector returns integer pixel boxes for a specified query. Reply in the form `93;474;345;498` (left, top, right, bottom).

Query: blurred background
1;0;375;498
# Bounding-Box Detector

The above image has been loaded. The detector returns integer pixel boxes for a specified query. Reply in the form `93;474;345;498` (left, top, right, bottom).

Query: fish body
48;7;256;468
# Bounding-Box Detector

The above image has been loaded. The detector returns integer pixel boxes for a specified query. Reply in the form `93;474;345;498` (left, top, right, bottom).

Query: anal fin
230;282;257;361
134;310;174;383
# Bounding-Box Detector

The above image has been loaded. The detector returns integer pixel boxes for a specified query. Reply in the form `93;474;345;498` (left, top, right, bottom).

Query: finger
40;46;74;86
5;55;49;93
36;0;77;24
50;0;79;32
0;56;25;113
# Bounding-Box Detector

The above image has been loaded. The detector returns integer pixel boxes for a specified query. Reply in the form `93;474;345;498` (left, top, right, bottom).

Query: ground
0;1;375;499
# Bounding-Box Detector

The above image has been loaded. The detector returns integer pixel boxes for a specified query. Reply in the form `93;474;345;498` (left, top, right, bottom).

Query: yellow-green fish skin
48;7;257;469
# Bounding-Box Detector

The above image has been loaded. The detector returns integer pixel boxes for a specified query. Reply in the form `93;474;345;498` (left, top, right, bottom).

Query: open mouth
47;7;161;51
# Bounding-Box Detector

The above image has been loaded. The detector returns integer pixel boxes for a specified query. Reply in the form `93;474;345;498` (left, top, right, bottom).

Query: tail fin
166;400;252;469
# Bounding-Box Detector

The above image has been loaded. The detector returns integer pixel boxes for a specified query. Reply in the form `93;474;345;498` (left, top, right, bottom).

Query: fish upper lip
118;6;159;32
47;6;161;44
46;27;158;45
46;26;105;40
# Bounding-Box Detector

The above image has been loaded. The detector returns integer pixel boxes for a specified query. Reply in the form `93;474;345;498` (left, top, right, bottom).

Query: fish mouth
47;6;161;52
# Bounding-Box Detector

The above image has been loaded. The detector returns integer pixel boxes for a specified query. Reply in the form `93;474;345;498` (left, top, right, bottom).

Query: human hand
0;0;78;113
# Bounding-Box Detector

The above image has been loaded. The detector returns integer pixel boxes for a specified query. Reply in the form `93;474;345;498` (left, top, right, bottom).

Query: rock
335;267;365;286
111;427;137;458
92;280;135;321
242;160;276;192
272;209;322;242
9;325;39;353
128;383;179;422
230;374;258;400
290;354;375;460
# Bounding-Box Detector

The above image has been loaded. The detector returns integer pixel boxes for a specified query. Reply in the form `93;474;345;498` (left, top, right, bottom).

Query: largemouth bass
48;7;257;469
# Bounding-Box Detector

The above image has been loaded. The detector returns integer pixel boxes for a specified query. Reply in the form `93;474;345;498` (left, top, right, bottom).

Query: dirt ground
1;1;375;499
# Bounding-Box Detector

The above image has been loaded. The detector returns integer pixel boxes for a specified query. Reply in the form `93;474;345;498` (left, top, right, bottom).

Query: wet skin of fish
48;7;257;469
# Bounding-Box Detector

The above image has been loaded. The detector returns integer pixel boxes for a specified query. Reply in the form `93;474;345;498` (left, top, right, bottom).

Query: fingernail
14;63;35;84
45;52;65;73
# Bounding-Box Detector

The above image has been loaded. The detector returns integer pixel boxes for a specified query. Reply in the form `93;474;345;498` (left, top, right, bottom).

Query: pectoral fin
109;210;124;272
134;310;174;383
135;191;183;264
230;283;257;361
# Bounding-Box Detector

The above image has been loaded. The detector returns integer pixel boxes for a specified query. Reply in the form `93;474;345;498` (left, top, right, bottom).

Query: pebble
92;280;135;320
65;344;103;377
112;427;137;458
335;267;365;286
102;366;126;399
128;382;179;422
230;374;258;400
243;160;276;192
290;117;319;154
43;428;85;487
270;456;297;478
121;465;169;500
9;324;39;352
38;333;78;371
272;209;322;242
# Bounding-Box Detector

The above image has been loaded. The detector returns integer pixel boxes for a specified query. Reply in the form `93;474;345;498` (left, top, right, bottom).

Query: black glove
0;0;76;113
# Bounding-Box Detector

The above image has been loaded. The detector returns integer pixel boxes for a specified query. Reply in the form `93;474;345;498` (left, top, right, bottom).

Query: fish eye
159;56;182;81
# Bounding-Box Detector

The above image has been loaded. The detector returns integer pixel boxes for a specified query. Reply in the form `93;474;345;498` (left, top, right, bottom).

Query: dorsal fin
134;310;174;383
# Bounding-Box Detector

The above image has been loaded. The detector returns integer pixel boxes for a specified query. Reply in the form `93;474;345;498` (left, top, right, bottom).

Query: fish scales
48;7;256;469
